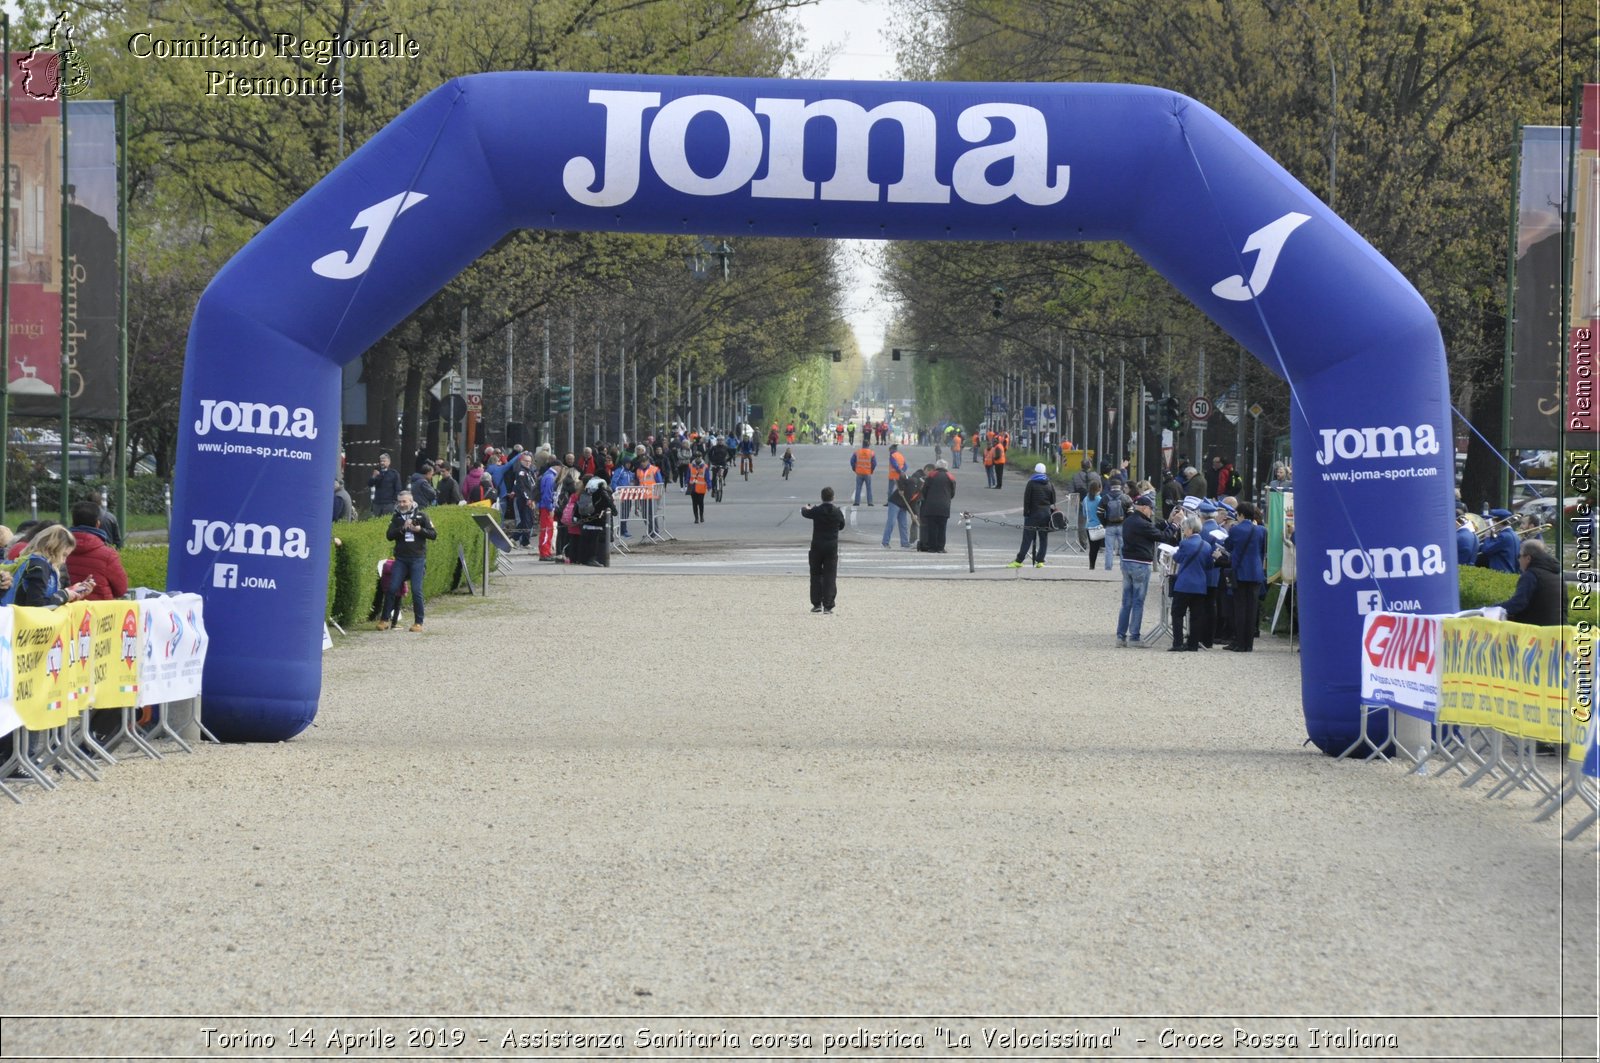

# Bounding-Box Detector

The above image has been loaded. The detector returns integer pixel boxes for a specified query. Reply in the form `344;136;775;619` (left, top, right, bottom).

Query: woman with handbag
1082;476;1107;569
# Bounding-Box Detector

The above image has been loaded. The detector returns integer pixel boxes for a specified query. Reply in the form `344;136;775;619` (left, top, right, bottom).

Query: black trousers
1232;581;1262;649
808;545;839;609
921;516;948;552
690;491;705;522
994;464;1005;488
1172;590;1210;649
1015;527;1049;564
1211;580;1233;642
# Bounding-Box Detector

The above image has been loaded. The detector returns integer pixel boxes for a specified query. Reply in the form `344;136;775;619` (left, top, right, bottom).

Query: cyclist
782;446;795;480
738;436;756;478
709;435;731;501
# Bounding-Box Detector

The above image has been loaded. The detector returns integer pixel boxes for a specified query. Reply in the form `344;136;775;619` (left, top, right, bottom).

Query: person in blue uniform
1475;507;1519;573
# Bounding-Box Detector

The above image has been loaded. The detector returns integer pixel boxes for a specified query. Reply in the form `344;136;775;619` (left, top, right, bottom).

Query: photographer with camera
379;489;436;633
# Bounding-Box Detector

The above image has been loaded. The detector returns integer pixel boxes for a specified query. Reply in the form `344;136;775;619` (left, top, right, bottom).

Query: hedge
106;505;497;626
326;506;495;625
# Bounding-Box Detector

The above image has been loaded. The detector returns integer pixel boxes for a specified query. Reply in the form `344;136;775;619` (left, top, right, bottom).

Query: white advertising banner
139;593;209;705
0;607;17;739
1359;611;1445;719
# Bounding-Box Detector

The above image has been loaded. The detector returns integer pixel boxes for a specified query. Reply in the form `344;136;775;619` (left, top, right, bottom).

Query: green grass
4;509;170;533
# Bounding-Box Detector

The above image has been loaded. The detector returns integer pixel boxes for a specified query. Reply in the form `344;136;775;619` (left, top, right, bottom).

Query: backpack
1102;492;1125;524
576;487;596;521
1;554;53;607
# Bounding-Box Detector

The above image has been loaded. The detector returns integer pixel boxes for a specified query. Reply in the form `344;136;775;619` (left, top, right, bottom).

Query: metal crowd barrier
1;698;217;805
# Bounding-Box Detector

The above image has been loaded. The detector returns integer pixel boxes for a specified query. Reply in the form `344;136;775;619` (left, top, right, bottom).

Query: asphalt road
603;442;1119;583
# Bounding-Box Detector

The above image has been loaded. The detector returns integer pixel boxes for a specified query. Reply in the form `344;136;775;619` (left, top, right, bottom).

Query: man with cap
1116;491;1179;647
1008;463;1057;569
1476;508;1519;573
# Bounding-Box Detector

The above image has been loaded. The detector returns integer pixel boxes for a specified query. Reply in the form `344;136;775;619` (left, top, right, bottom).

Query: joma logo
195;399;317;439
1314;424;1439;466
564;90;1069;209
187;520;311;559
1323;545;1447;586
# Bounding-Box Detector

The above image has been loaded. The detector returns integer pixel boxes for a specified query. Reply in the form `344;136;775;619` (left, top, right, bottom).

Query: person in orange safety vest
988;437;1008;489
850;445;878;505
685;454;710;524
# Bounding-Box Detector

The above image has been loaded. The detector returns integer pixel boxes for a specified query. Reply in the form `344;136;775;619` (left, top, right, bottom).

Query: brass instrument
1475;516;1514;542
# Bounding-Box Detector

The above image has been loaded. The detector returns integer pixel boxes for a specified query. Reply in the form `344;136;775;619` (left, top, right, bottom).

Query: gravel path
2;568;1595;1059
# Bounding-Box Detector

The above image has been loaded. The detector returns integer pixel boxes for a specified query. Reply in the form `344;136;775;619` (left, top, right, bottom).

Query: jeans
882;501;909;546
1117;560;1152;641
853;473;874;505
1103;524;1123;570
385;556;426;624
952;450;962;468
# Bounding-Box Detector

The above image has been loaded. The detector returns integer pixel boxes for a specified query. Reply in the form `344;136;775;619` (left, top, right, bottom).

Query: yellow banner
61;600;95;717
87;601;141;709
1438;618;1580;743
10;606;76;730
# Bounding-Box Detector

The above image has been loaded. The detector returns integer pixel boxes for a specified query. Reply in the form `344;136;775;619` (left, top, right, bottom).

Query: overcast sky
790;0;903;357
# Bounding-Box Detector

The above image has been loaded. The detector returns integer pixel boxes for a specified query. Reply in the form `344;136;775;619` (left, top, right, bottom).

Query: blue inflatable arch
171;74;1457;748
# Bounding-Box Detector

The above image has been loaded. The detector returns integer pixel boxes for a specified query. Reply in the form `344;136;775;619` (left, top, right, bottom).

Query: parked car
1520;496;1594;539
1510;479;1561;512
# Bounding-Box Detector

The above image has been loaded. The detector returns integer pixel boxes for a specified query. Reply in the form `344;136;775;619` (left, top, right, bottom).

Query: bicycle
740;453;753;480
712;464;727;502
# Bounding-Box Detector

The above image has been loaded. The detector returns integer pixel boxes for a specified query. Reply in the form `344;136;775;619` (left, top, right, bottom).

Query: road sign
1190;396;1212;420
1022;405;1037;428
1248;402;1264;418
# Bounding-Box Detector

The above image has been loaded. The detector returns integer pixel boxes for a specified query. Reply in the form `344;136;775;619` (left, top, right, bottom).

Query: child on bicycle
782;446;795;479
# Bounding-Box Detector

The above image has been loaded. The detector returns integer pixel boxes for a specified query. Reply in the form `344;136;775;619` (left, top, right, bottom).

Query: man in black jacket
1116;492;1179;647
802;486;848;614
1493;539;1563;625
1009;463;1057;568
918;461;955;553
380;489;437;632
368;451;403;516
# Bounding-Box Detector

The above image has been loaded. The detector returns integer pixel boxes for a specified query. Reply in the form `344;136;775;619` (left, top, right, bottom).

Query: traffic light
547;385;572;414
1162;396;1182;430
891;348;902;361
830;349;842;363
990;285;1005;319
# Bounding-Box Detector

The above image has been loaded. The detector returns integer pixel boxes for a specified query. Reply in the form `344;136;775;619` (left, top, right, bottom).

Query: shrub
121;544;169;592
1457;566;1518;610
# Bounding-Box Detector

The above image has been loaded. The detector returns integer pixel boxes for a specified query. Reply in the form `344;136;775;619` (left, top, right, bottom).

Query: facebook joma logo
1357;591;1383;615
214;564;239;589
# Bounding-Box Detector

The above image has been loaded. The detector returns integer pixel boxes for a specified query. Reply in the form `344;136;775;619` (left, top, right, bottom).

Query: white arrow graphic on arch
1211;211;1312;302
312;191;428;280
